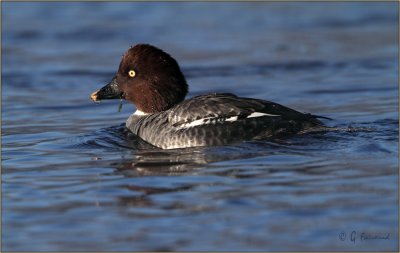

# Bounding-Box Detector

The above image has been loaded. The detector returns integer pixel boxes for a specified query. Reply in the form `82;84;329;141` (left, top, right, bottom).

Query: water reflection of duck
113;142;282;177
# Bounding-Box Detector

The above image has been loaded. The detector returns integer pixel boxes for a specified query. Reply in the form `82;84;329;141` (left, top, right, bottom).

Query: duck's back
126;93;324;149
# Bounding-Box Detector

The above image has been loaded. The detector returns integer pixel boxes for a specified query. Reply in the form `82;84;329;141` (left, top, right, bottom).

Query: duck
90;44;328;149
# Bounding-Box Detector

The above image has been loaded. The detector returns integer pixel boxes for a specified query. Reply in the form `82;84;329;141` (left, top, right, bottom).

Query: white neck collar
134;110;149;116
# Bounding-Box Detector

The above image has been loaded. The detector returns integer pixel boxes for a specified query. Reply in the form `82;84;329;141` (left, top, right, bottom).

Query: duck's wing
167;93;325;127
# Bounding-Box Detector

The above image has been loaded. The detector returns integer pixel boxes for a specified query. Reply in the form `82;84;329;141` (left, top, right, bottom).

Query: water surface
2;2;398;251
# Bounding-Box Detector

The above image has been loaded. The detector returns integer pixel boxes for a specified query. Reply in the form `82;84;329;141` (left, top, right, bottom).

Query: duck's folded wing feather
167;93;323;127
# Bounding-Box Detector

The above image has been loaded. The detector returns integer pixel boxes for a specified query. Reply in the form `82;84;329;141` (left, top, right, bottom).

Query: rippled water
2;2;399;251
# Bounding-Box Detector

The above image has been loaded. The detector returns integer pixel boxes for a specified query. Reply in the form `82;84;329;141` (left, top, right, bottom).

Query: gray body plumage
126;93;323;149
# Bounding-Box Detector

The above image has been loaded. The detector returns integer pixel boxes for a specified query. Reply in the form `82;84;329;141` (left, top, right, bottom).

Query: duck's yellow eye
128;70;136;77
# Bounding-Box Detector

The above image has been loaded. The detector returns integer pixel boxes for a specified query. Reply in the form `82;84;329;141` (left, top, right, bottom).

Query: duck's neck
133;110;150;116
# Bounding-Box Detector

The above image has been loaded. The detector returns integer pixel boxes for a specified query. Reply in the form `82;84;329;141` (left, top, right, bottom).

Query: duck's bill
90;76;124;102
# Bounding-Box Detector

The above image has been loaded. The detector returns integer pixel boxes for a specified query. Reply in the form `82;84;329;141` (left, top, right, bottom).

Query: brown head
90;44;188;113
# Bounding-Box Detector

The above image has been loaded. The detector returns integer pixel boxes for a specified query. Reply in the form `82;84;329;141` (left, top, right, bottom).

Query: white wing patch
247;112;279;118
176;112;279;129
225;116;238;122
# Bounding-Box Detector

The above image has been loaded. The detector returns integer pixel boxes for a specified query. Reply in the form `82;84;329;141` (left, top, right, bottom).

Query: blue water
2;2;399;251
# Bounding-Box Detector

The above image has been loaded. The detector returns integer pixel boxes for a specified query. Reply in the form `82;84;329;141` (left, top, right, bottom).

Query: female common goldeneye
90;44;328;149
